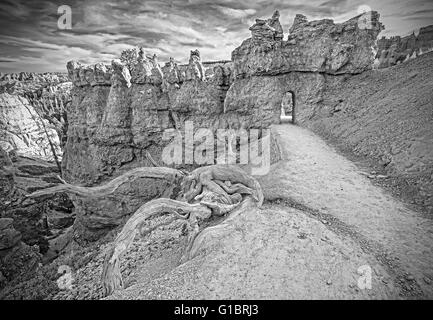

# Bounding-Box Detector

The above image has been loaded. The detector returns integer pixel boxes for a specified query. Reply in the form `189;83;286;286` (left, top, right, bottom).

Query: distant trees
120;48;139;71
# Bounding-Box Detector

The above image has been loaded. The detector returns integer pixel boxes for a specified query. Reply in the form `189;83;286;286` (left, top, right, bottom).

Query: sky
0;0;432;73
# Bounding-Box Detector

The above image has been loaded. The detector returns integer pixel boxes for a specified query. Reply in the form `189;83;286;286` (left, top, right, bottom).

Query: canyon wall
48;10;385;242
63;50;254;185
63;10;384;185
0;74;71;162
232;11;383;77
376;25;433;68
229;10;383;123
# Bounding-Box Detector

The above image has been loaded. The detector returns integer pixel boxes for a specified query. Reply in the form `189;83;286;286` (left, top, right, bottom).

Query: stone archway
280;91;296;124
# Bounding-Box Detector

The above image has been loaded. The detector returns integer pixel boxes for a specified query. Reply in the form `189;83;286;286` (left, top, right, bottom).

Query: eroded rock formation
0;73;71;163
0;72;69;95
28;10;384;246
227;10;383;124
64;7;385;186
0;93;62;161
376;25;433;68
63;49;239;186
0;147;14;212
232;11;383;78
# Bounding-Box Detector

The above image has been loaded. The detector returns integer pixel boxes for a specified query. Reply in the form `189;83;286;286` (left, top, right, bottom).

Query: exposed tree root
99;164;264;296
183;198;255;262
182;165;264;207
101;198;212;296
28;163;264;296
26;167;183;198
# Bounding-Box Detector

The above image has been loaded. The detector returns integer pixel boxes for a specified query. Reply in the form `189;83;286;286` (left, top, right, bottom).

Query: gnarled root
101;198;211;296
99;164;263;297
26;167;183;199
184;197;255;262
182;165;264;207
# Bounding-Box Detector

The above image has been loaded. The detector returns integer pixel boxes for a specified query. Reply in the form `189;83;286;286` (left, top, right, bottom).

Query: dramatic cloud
0;0;432;73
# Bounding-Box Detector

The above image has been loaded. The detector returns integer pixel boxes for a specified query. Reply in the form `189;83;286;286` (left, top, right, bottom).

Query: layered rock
1;155;74;254
0;72;69;95
0;72;71;162
0;147;14;211
232;11;383;78
249;10;283;45
0;217;42;295
62;10;386;184
46;10;385;243
376;25;433;68
0;93;62;161
63;49;240;185
226;11;384;123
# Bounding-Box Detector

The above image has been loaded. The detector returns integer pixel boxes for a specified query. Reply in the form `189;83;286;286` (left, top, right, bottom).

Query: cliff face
62;10;384;185
0;72;69;95
64;51;243;185
0;75;74;265
0;74;71;162
376;25;433;68
0;147;14;211
0;93;61;161
50;10;385;242
226;10;383;124
232;11;383;78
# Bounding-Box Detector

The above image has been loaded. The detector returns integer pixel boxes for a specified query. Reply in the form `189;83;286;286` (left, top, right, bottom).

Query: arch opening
280;91;296;124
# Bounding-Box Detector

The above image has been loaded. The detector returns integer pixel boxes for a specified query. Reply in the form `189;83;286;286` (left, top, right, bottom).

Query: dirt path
258;124;433;298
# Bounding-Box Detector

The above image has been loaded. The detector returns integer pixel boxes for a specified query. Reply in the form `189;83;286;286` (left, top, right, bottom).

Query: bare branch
27;167;183;198
101;198;211;296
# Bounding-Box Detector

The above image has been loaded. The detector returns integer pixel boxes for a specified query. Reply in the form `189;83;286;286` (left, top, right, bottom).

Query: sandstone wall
63;52;245;185
0;93;62;161
227;10;383;125
232;11;383;78
376;25;433;68
0;72;68;95
0;73;71;162
62;10;384;185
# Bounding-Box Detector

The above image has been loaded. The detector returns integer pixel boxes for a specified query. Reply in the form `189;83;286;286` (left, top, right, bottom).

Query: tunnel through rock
280;91;295;124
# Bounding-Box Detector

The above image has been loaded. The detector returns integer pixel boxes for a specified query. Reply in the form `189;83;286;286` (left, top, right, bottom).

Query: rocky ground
0;154;74;299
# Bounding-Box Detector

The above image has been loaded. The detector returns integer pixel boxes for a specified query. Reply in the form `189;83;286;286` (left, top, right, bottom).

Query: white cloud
215;6;256;19
1;0;432;72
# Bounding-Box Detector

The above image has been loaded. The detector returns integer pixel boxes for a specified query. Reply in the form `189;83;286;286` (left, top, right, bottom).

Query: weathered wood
183;165;264;207
214;180;254;196
101;198;211;296
145;151;160;167
26;167;183;198
181;197;255;263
